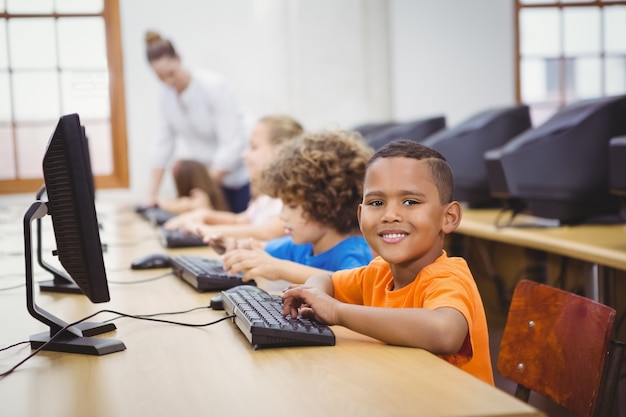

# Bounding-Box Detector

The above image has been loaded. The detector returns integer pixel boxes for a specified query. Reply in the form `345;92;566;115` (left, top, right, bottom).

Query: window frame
515;0;626;120
0;0;128;194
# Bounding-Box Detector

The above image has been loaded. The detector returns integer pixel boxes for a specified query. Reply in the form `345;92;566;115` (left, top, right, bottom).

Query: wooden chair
497;279;625;417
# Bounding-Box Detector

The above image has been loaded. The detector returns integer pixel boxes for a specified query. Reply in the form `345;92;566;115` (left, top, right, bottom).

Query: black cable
0;251;25;257
0;272;173;292
0;308;234;378
0;283;25;292
0;272;29;280
0;341;30;352
493;207;513;229
102;305;214;323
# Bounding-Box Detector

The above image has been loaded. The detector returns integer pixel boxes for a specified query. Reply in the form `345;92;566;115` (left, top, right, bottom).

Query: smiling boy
281;140;494;385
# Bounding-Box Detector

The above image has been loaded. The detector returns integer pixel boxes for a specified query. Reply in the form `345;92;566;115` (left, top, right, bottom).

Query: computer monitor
485;95;626;224
36;124;97;294
23;113;125;355
609;136;626;220
359;116;446;150
422;105;532;207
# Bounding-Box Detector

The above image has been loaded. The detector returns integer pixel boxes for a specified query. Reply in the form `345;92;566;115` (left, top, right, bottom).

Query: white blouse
151;69;251;188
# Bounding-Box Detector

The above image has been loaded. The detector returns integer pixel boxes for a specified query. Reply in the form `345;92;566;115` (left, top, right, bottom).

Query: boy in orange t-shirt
281;140;494;385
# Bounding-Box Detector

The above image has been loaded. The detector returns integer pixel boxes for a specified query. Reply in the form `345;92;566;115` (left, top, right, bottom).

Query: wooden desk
456;208;626;301
0;199;543;417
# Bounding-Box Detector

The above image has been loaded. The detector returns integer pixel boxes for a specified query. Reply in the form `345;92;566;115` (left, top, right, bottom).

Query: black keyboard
221;285;335;349
135;205;175;226
159;228;206;248
170;256;255;292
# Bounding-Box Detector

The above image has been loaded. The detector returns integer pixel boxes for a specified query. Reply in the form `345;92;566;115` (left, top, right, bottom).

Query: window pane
6;0;53;13
56;0;104;13
83;121;113;176
520;8;560;56
58;18;107;69
566;57;602;102
564;7;601;55
0;72;11;121
61;71;110;118
0;20;7;69
605;6;626;54
530;104;560;127
12;72;60;121
8;18;57;69
606;57;626;95
521;58;560;102
15;125;54;179
0;127;15;180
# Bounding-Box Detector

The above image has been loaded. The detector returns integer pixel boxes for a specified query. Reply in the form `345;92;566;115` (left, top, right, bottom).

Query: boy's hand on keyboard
281;285;339;325
222;247;284;282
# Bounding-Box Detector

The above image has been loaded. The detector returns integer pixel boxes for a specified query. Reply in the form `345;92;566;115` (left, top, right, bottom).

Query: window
516;0;626;125
0;0;127;194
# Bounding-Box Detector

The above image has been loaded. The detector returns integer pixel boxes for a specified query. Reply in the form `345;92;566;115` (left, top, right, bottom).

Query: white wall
389;0;516;125
120;0;391;196
119;0;515;197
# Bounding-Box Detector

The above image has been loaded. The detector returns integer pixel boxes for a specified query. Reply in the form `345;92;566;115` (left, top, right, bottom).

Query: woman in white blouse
145;30;252;213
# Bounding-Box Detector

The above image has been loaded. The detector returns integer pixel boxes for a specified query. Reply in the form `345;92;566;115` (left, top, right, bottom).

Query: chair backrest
497;279;620;417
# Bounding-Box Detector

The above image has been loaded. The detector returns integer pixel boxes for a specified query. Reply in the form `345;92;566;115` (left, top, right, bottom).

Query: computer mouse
209;293;224;310
131;253;172;270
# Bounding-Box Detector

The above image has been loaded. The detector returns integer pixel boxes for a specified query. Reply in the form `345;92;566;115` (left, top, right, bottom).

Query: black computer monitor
359;116;446;150
23;113;125;355
485;95;626;224
609;136;626;220
36;124;97;294
422;105;532;207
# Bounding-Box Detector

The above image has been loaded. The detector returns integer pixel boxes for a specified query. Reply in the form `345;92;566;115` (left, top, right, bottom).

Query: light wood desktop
456;208;626;303
0;201;544;417
457;208;626;271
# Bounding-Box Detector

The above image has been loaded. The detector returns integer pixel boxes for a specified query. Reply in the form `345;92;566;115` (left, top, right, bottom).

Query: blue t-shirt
264;235;373;271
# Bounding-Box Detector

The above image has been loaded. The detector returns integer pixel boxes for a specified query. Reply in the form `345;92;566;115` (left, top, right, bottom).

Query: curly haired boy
222;130;374;289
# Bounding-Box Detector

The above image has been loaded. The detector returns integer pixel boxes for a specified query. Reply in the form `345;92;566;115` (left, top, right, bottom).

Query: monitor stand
36;217;82;294
23;201;125;355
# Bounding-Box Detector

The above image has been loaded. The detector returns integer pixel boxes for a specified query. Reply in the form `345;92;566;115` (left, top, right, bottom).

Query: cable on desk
102;305;215;323
0;271;173;291
0;341;30;352
0;283;26;292
0;250;25;257
0;272;27;280
0;308;235;379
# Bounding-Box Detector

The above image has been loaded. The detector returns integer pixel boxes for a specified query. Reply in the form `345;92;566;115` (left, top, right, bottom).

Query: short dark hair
368;139;454;204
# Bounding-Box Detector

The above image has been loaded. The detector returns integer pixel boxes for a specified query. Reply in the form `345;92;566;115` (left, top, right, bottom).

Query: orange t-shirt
331;251;494;385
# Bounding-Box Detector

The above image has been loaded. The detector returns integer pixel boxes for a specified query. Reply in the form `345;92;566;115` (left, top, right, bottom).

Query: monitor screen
485;95;626;224
357;116;446;150
23;113;125;355
422;105;532;207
